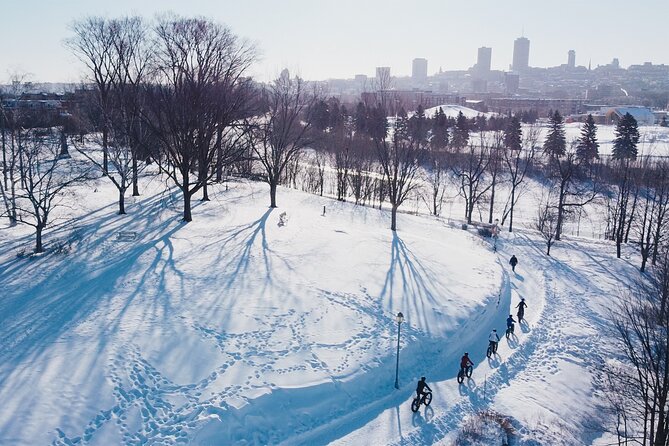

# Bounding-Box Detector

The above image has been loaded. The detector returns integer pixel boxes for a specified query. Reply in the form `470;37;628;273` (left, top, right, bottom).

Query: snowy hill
0;174;640;445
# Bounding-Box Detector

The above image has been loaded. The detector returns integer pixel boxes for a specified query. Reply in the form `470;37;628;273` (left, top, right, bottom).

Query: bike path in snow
276;230;545;445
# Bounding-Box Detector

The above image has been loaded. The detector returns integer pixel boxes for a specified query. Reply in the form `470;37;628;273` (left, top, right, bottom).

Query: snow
0;167;645;444
423;104;496;120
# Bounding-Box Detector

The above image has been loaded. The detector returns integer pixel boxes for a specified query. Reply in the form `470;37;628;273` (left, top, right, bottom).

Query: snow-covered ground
0;170;643;445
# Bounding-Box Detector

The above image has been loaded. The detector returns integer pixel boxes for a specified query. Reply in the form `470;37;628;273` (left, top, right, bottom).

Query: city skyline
1;0;668;83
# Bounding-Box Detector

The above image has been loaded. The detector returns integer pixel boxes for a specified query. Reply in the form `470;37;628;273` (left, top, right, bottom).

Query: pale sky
1;0;667;83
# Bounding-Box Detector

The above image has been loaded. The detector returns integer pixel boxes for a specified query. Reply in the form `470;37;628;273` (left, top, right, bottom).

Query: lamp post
394;311;404;389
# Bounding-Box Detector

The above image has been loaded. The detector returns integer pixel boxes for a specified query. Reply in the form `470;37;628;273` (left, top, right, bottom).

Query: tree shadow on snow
0;189;188;386
380;232;444;335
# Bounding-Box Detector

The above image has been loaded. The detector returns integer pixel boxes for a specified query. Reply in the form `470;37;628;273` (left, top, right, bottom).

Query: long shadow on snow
0;190;188;386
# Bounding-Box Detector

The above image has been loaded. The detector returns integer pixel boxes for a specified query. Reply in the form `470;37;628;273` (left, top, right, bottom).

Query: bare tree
634;159;669;272
252;74;317;208
67;17;116;172
547;143;599;241
13;130;89;253
535;193;558;256
605;259;669;445
142;16;256;221
502;123;538;231
453;131;492;224
372;108;424;231
423;153;448;216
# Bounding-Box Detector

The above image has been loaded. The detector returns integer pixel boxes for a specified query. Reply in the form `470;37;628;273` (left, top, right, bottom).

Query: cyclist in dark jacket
416;377;432;400
460;353;474;375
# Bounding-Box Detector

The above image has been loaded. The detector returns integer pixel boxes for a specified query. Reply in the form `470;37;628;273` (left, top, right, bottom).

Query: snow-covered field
0;171;644;445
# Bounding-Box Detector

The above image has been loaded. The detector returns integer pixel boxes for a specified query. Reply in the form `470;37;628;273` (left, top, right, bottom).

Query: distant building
568;50;576;68
504;72;520;94
512;37;530;72
361;90;463;111
477;47;492;74
354;74;368;91
604;106;656;125
487;97;582;117
375;66;391;89
412;58;428;85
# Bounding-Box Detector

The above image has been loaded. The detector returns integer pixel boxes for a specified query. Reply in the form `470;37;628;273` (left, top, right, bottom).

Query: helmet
521;297;525;301
509;314;513;317
464;352;469;356
421;376;426;381
493;329;497;332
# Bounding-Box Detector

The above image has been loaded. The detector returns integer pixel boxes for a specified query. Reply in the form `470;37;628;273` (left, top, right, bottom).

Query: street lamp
394;311;404;389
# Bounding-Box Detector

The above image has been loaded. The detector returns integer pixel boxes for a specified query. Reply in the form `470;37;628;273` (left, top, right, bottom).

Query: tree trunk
547;241;551;256
35;224;44;253
270;182;277;208
2;127;7;190
132;151;139;196
201;180;210;201
509;186;516;232
556;182;566;241
488;177;496;224
215;127;223;182
391;204;398;231
59;130;70;158
118;188;126;215
102;127;109;173
182;170;192;222
183;189;192;222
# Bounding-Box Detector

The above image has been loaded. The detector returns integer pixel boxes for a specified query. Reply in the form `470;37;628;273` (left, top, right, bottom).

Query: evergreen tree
504;116;522;151
430;107;449;150
394;108;409;141
408;104;428;144
543;110;566;157
576;114;599;163
612;112;640;161
354;102;367;134
311;100;330;132
367;105;388;141
451;111;470;149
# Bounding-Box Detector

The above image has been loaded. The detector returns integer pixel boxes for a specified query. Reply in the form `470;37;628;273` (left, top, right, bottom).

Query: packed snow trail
290;230;543;445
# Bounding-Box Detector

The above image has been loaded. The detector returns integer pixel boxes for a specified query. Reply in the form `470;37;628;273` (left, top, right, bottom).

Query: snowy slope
0;177;501;445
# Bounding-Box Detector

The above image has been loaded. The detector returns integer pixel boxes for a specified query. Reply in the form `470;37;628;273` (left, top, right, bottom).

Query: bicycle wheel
466;365;473;378
486;346;492;358
424;392;432;406
411;398;420;413
457;370;464;384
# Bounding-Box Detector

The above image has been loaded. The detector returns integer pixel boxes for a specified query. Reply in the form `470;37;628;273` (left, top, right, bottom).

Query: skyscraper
477;47;492;73
512;37;530;72
412;58;428;84
568;50;576;68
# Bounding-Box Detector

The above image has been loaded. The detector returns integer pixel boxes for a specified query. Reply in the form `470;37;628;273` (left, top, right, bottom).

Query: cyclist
460;352;474;375
507;314;516;330
416;376;432;401
516;298;527;321
488;329;500;354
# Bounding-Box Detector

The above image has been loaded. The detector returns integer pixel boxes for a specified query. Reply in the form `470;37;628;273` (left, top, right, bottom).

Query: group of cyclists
414;254;527;407
415;295;529;405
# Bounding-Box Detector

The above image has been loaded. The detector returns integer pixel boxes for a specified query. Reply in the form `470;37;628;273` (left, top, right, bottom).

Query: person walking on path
509;255;518;272
516;298;527;321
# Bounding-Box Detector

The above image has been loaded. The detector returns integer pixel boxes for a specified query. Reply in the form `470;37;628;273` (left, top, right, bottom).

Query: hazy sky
1;0;667;83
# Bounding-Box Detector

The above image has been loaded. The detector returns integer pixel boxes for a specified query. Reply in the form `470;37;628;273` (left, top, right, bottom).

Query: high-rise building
376;66;391;89
512;37;530;72
477;47;492;73
412;58;428;84
568;50;576;68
